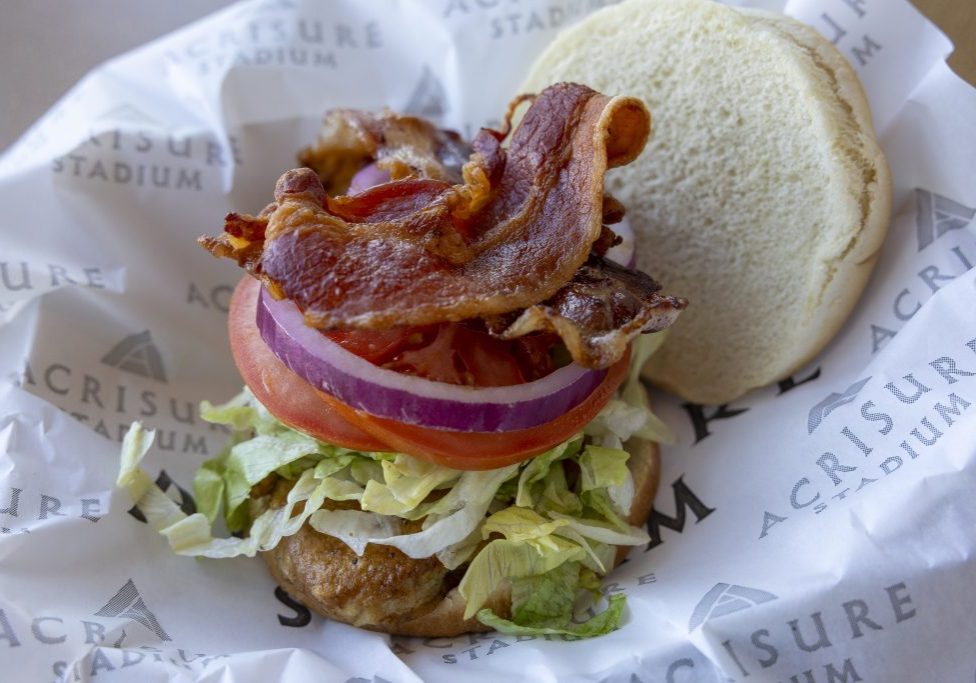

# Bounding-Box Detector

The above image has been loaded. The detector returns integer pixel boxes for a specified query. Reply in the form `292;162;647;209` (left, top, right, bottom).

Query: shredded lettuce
192;458;225;524
199;391;282;435
514;438;581;508
549;511;649;547
120;337;673;638
477;594;627;637
482;507;569;543
625;333;676;444
549;525;616;573
581;487;630;532
308;509;400;554
459;504;646;626
310;464;518;559
537;460;584;517
459;536;585;619
585;332;675;447
481;561;628;636
360;455;460;515
436;527;484;570
121;425;337;558
578;445;630;492
578;444;635;519
221;433;323;531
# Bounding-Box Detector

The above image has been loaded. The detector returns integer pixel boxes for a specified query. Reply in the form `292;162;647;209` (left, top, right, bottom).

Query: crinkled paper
1;0;974;681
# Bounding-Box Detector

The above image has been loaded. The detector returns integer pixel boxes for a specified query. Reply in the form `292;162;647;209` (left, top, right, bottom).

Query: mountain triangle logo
405;65;447;118
101;330;167;382
915;188;975;252
807;377;871;434
688;583;778;632
95;579;171;641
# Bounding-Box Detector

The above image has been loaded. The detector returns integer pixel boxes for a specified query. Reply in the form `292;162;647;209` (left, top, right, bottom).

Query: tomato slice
324;327;416;364
385;323;528;387
330;323;550;387
316;349;629;470
228;276;628;470
229;277;388;452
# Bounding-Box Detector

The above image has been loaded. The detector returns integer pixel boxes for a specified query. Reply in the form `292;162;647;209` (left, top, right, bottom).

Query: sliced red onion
348;163;391;194
606;215;636;269
257;288;607;432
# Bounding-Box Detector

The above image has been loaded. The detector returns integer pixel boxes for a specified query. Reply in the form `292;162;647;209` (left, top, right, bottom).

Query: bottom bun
263;437;660;637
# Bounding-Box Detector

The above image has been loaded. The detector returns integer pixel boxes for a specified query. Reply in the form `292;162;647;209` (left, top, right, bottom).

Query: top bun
521;0;891;404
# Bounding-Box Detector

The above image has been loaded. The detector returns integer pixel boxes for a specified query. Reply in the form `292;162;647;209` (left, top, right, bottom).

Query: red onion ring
606;215;636;269
348;163;391;194
256;287;607;432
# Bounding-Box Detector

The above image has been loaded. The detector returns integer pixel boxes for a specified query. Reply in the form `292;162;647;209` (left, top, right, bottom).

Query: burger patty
256;436;657;635
260;478;465;629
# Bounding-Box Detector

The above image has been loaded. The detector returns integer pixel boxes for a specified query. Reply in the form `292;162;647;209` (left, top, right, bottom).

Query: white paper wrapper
2;0;974;680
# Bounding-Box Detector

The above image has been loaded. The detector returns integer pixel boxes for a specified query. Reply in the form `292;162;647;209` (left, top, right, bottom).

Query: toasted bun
520;0;892;404
263;436;660;637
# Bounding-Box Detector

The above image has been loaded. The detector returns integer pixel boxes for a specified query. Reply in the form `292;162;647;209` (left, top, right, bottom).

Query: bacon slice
202;83;652;335
298;109;470;195
485;256;687;369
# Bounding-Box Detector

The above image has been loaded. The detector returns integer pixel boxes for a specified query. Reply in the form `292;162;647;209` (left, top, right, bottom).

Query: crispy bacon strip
298;109;470;195
201;84;652;340
485;256;687;369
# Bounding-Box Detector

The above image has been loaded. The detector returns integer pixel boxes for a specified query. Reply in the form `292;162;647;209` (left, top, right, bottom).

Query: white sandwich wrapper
1;0;974;681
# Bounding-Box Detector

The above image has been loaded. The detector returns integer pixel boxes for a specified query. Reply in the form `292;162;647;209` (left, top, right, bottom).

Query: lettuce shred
119;333;670;637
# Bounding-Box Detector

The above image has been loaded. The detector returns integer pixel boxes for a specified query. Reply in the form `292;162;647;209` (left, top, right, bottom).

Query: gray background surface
1;0;973;154
0;0;232;154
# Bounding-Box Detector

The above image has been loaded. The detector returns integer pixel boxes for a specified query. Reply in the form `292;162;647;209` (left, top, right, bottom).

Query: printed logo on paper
405;65;448;118
165;5;382;76
101;330;168;382
95;579;171;641
688;583;778;632
915;189;975;252
807;376;872;434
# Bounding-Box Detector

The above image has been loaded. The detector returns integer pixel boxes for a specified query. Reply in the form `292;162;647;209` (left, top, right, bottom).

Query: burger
119;82;686;637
